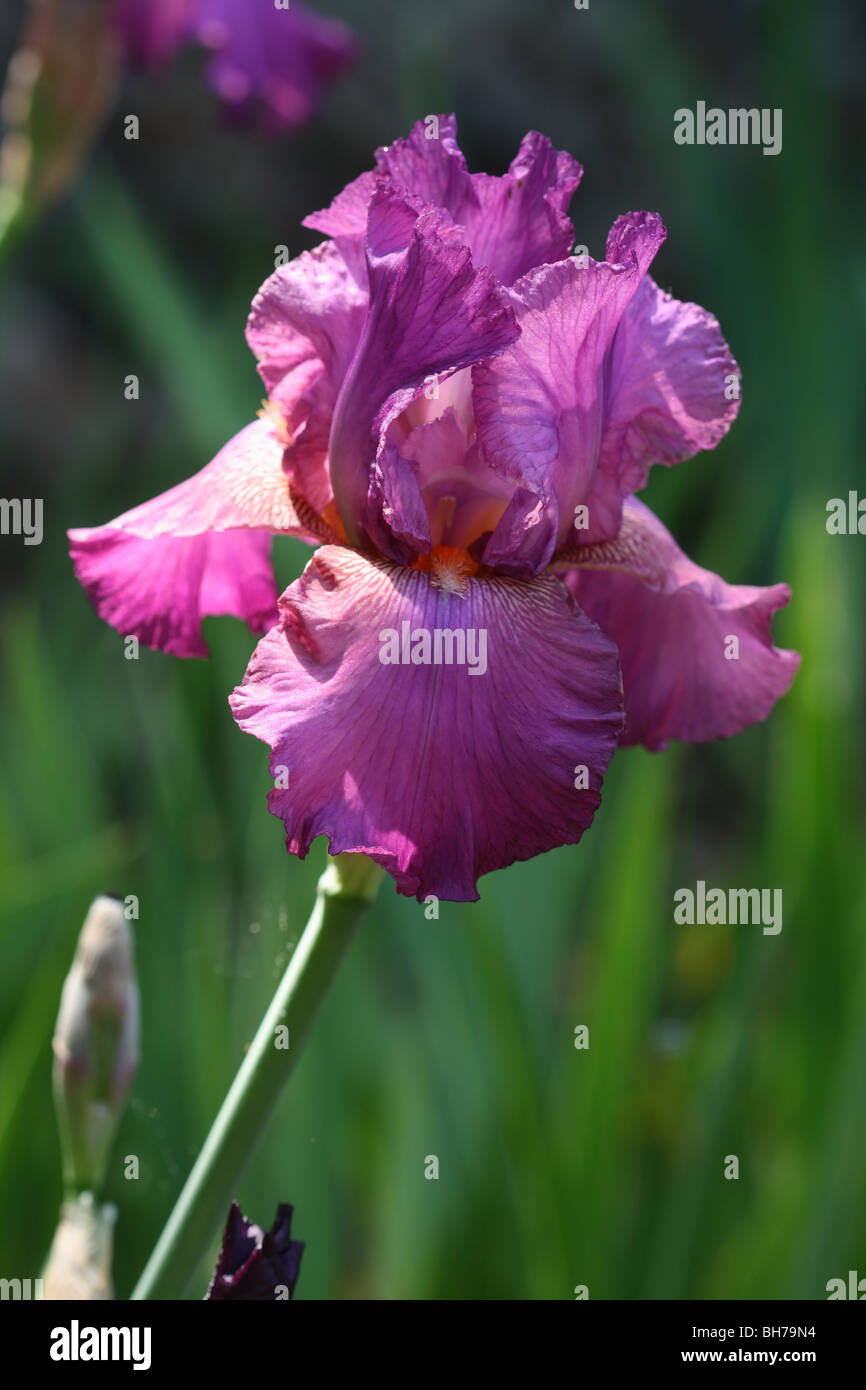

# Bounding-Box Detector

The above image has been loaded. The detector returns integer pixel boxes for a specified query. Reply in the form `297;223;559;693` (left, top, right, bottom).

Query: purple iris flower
205;1201;304;1299
69;116;799;901
114;0;357;128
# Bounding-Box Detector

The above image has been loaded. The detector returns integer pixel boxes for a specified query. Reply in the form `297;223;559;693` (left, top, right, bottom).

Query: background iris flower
116;0;358;130
0;1;356;271
69;116;799;901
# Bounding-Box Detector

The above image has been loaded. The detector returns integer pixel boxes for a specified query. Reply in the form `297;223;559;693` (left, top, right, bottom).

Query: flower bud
205;1202;304;1301
52;895;139;1196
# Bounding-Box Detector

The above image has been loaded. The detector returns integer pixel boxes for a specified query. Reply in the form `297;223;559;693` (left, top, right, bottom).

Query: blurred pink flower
114;0;357;128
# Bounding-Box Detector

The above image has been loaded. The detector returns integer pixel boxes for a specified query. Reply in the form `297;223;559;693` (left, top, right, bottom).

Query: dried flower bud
52;895;139;1196
42;1193;116;1301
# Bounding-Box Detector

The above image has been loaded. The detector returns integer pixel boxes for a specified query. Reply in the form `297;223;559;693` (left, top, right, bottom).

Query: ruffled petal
68;528;276;659
473;214;665;561
193;0;357;130
307;115;582;286
246;241;368;515
230;546;624;900
68;418;314;658
465;129;583;285
303;170;378;242
328;186;518;547
374;114;472;224
596;215;740;505
561;497;799;748
303;116;469;282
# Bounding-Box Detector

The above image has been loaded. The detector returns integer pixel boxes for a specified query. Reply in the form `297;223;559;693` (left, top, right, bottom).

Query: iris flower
69;116;799;901
114;0;357;128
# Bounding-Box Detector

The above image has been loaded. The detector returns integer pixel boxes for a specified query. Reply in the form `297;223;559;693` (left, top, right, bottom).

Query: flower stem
130;854;382;1300
0;188;27;274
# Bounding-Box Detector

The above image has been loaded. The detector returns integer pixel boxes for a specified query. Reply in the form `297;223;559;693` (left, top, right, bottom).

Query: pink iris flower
69;116;799;900
114;0;357;129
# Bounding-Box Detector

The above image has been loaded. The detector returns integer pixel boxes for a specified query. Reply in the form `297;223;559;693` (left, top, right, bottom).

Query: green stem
0;187;28;274
131;854;382;1301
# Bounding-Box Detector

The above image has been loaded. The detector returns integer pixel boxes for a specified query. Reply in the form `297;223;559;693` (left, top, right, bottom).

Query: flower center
413;545;480;596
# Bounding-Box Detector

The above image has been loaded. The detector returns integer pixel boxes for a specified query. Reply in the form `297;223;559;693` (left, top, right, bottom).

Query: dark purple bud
205;1201;304;1301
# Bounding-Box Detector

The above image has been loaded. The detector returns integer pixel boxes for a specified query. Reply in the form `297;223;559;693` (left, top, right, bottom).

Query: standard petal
561;497;799;748
247;241;368;516
68;418;316;658
308;116;582;287
473;215;665;561
374;114;472;224
376;117;583;284
596;226;741;506
303;170;379;242
302;171;379;285
230;546;624;901
465;129;583;285
327;187;518;547
474;212;739;567
304;115;470;282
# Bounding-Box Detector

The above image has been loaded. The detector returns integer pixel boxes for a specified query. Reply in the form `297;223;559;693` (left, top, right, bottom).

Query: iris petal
561;497;799;748
474;212;739;561
230;545;624;900
247;241;368;516
327;186;518;547
308;115;582;286
68;419;314;658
